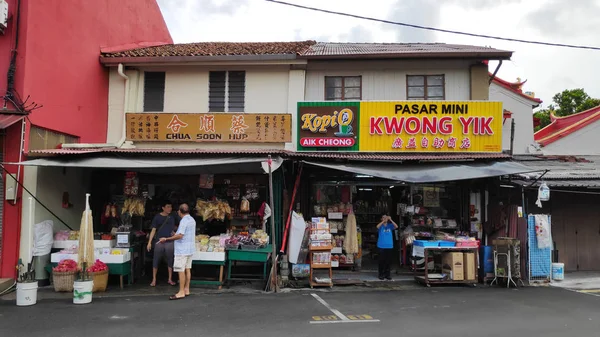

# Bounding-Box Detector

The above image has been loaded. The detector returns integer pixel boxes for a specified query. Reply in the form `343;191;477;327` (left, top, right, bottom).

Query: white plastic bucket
16;281;38;306
73;280;93;304
552;263;565;281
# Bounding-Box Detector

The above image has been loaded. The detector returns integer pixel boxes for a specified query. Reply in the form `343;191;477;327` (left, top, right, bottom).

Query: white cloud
156;0;600;106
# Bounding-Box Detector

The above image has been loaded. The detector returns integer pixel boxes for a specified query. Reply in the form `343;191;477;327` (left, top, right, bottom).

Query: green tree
534;89;600;131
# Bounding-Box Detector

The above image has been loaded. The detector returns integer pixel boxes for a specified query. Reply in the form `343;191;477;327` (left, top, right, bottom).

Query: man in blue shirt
147;201;177;287
377;215;398;280
159;203;196;300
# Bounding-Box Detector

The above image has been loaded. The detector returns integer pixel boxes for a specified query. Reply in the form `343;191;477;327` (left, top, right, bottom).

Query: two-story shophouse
16;41;539;283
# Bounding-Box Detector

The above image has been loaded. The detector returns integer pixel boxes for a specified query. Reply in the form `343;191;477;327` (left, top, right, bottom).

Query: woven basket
52;271;78;292
90;270;108;292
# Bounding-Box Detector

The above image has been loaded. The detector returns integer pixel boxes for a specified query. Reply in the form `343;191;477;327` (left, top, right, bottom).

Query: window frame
143;71;166;112
406;74;446;100
324;75;362;101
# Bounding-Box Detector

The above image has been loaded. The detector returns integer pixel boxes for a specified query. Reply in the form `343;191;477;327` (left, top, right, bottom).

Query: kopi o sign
297;101;503;152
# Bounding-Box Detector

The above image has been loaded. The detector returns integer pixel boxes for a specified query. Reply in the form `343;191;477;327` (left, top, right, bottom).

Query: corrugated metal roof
28;148;509;162
303;42;512;59
513;179;600;188
513;155;600;181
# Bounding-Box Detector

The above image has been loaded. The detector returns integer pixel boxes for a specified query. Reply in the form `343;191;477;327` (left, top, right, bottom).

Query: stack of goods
336;254;354;265
332;235;345;248
312;252;331;265
52;259;79;292
251;230;269;246
122;197;145;216
224;232;268;250
195;234;227;252
329;220;345;232
86;259;109;292
313;203;353;216
55;230;80;241
195;199;232;222
310;232;332;248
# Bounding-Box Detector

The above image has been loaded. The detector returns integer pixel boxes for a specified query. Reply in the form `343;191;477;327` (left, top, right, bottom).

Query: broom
78;194;95;280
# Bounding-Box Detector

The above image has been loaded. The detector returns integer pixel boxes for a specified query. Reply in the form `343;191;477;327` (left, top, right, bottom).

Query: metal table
226;245;272;283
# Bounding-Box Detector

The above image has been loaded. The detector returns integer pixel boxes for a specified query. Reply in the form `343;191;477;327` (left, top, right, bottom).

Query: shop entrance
298;166;471;284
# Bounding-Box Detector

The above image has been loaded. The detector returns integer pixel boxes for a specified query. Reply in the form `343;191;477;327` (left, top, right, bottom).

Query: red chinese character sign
126;113;291;143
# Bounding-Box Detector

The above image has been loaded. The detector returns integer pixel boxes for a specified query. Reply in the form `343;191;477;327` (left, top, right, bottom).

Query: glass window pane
427;75;444;86
427;97;444;100
408;97;425;100
408;86;425;98
326;87;343;100
427;86;444;98
407;76;425;86
344;76;361;87
344;88;361;99
325;77;342;88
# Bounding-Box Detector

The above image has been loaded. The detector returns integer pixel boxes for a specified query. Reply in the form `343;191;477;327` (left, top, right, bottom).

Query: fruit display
52;259;79;273
122;197;145;216
86;259;108;273
195;234;226;252
195;199;232;222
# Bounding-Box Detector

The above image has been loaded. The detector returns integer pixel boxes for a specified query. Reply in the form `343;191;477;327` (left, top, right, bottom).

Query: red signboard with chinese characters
126;113;292;143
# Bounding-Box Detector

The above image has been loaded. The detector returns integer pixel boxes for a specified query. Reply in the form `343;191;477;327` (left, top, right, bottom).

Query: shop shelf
310;245;333;251
311;263;332;269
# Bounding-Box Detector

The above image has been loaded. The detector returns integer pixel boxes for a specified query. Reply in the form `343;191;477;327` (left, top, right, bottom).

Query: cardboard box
442;252;464;280
463;252;476;280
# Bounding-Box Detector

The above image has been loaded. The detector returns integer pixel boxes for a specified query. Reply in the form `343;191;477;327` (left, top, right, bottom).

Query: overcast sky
157;0;600;109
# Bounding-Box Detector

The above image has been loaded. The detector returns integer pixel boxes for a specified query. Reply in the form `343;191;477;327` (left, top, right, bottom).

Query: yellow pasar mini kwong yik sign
359;101;503;152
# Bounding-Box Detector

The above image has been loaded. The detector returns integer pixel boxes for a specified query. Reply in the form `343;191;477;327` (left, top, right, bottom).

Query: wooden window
407;75;445;100
209;71;246;112
325;76;362;100
143;72;166;112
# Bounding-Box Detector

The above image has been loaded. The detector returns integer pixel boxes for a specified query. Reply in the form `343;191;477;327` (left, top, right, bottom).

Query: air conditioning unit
0;0;8;34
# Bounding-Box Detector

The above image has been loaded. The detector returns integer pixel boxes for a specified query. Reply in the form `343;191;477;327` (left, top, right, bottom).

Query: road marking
579;289;600;293
309;293;380;324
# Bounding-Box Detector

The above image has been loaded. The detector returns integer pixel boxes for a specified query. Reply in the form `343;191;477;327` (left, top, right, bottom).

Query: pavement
1;286;600;336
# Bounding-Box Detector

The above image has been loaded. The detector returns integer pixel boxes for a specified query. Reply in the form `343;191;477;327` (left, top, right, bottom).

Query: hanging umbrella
77;193;95;278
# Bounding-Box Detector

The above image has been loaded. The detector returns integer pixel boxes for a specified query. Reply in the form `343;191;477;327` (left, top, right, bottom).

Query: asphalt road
1;286;599;337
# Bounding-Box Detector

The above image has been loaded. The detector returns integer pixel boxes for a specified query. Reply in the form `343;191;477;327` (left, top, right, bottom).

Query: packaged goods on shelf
122;197;145;216
195;199;232;221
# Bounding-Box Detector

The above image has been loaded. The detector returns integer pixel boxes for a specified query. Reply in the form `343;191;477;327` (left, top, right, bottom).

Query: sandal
168;281;176;286
169;295;185;300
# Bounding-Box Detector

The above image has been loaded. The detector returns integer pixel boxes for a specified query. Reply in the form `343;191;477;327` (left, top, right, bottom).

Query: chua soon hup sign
297;101;503;152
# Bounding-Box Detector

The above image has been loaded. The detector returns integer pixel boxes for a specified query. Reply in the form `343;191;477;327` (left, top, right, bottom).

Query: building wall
305;59;476;101
490;82;536;154
541;121;600;155
1;0;172;278
107;64;302;149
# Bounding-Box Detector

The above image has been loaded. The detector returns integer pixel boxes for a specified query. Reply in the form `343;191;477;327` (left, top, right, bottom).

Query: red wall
0;0;172;278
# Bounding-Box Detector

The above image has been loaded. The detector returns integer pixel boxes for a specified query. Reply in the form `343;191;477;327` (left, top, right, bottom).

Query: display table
226;245;272;283
191;252;226;289
413;246;479;287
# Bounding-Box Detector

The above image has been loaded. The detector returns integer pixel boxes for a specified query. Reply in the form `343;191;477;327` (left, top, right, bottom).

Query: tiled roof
100;41;511;61
302;42;512;59
28;148;510;162
491;75;542;105
101;41;316;58
534;105;600;146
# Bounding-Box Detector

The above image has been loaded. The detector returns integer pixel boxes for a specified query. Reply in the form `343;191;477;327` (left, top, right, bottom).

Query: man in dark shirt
147;201;177;287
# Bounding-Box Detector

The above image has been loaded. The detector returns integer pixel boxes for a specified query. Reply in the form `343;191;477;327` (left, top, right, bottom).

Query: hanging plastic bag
536;182;550;207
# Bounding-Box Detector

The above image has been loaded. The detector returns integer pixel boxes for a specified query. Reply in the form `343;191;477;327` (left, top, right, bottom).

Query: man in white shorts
158;203;195;300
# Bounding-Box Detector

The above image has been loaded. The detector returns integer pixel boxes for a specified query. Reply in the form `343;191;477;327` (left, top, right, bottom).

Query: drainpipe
61;63;132;149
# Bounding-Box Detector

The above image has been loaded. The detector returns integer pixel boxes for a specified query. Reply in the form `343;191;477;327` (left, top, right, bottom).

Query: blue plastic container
413;240;438;247
438;241;456;247
479;245;494;280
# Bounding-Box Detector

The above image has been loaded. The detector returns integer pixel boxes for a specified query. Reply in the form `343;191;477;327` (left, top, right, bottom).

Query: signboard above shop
297;101;503;153
126;113;292;143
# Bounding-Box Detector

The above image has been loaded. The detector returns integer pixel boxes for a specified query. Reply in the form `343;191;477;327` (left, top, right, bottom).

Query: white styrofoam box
51;253;79;263
99;253;131;264
331;261;339;268
193;251;226;262
331;247;343;254
53;240;116;249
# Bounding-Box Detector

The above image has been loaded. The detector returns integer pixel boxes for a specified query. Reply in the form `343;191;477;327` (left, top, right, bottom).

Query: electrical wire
264;0;600;51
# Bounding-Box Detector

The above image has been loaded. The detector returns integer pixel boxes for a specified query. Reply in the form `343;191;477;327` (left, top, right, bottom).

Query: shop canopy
304;160;539;184
13;156;283;175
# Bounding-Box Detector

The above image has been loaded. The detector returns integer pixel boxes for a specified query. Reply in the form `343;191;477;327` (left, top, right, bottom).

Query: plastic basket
438;241;456;247
52;271;78;292
241;244;263;251
456;241;479;248
90;270;109;292
225;244;240;250
413;240;438;247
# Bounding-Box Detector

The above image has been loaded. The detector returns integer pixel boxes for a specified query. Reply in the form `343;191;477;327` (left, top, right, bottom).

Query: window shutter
227;71;245;112
143;72;165;112
209;71;227;112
